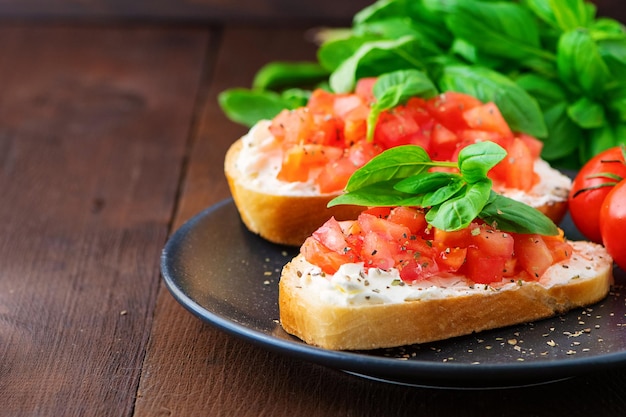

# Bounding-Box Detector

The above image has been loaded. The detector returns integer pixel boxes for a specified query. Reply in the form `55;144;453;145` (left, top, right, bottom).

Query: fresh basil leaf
438;65;548;138
528;0;596;32
344;145;433;192
457;141;507;183
354;19;443;57
607;86;626;122
327;181;410;208
449;38;507;68
317;34;381;72
479;192;559;235
445;0;549;63
541;102;584;161
581;123;618;161
557;28;611;97
353;0;406;24
372;69;438;102
590;18;626;41
596;37;626;80
567;97;606;129
425;179;491;231
395;172;465;207
394;171;459;194
515;73;567;110
218;89;303;127
420;179;466;207
329;36;424;93
366;69;438;140
252;62;330;91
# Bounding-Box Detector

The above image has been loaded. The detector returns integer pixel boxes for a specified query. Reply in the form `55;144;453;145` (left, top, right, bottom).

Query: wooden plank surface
0;0;372;23
0;24;208;416
0;0;622;24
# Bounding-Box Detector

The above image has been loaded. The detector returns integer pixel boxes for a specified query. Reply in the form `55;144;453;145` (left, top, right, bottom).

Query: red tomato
599;180;626;270
386;206;428;237
316;157;356;194
569;146;626;243
462;102;513;139
491;137;536;191
301;236;349;274
373;106;425;149
429;123;458;161
354;77;377;104
277;144;342;182
513;234;554;279
302;210;572;283
425;92;482;132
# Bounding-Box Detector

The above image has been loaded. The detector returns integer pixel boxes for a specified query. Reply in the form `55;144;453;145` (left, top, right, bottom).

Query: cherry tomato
569;147;626;243
599;180;626;270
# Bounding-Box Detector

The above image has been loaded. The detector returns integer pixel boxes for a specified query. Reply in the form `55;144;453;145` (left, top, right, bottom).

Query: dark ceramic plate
161;198;626;389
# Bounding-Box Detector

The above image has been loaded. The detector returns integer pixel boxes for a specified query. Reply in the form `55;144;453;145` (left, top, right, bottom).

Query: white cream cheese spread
291;241;606;307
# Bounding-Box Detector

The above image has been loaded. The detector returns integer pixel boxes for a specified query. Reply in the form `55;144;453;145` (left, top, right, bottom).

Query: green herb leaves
367;69;437;141
329;141;558;235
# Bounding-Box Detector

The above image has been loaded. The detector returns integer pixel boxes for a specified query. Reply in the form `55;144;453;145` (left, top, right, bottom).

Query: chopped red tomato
490;137;537;191
302;211;572;285
426;92;482;132
269;85;543;194
513;234;555;279
354;77;377;104
277;144;342;182
462;102;513;139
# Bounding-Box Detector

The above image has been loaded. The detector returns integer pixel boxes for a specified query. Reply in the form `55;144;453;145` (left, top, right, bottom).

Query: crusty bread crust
225;139;365;246
279;243;613;350
226;136;569;246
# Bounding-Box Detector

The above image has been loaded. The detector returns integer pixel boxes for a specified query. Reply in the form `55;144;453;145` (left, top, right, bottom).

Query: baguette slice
225;133;364;246
225;121;571;246
279;242;613;350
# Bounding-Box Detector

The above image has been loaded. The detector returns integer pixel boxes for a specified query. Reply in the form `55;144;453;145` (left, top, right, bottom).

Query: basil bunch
328;141;559;235
218;0;626;168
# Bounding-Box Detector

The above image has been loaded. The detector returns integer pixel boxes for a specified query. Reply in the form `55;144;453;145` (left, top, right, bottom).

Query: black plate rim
161;198;626;389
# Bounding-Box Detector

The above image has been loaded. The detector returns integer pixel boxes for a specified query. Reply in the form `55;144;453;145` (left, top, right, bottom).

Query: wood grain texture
0;24;208;416
0;0;372;23
0;0;622;23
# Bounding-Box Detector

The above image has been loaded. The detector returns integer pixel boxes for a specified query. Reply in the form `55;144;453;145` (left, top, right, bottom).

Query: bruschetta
225;81;571;246
278;208;612;350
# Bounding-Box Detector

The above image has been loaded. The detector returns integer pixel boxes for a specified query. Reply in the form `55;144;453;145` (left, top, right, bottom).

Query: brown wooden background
0;0;622;23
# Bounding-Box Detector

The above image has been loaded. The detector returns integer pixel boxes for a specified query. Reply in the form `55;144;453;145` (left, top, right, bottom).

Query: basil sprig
328;141;559;235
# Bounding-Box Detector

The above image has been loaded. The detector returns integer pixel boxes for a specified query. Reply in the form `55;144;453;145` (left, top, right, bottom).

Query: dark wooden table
2;20;626;417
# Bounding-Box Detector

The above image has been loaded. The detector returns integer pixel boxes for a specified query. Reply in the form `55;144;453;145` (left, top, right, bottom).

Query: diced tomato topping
517;133;544;160
277;144;342;182
316;157;356;194
399;257;440;282
425;92;482;132
462;102;513;139
301;236;348;275
490;137;537;191
513;234;558;279
362;206;392;218
387;206;429;237
354;77;377;104
270;86;543;193
436;246;467;272
429;123;458;161
302;212;572;285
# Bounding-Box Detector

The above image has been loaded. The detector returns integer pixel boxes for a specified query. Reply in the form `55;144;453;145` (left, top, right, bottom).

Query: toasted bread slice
279;241;612;350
